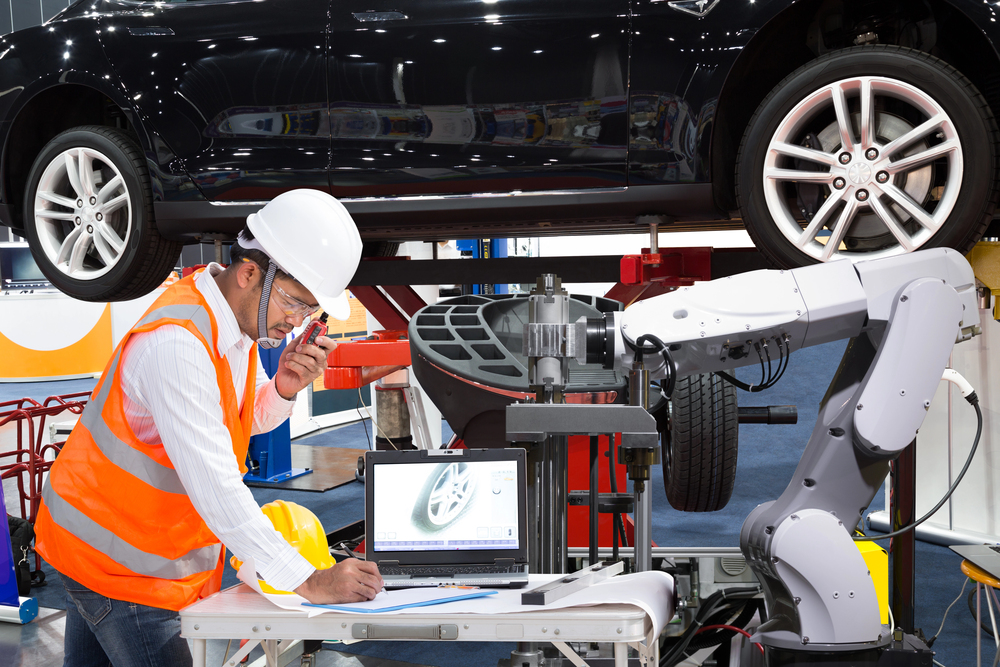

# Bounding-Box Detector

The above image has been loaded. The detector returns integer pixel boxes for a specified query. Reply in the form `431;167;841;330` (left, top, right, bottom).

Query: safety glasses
271;282;320;318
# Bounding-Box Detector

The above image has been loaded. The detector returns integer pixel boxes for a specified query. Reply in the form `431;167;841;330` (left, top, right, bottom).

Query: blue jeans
60;573;192;667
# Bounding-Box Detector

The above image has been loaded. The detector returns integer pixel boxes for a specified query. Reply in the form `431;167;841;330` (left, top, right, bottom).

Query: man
35;189;383;667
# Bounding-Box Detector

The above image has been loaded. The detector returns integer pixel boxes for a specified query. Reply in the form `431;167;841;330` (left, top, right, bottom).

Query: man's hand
294;559;384;604
274;336;336;400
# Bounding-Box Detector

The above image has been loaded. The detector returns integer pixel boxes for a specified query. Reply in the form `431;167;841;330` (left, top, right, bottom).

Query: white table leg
614;642;628;667
192;638;206;667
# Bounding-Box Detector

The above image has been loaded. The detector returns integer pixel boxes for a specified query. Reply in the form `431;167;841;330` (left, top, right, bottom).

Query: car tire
662;373;738;512
362;241;399;258
411;461;478;531
23;125;181;301
737;46;1000;268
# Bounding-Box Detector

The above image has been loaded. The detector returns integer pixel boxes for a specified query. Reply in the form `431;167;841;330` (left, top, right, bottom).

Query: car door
628;0;743;186
326;0;629;199
99;0;332;202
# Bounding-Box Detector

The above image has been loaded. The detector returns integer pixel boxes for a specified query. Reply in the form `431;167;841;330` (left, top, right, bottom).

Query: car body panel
0;0;998;247
326;0;630;198
98;0;331;201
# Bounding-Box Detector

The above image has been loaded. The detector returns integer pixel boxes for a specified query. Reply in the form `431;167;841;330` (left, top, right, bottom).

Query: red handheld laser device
300;312;329;346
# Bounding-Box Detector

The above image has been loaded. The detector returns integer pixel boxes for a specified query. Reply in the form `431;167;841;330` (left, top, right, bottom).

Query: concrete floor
0;608;431;667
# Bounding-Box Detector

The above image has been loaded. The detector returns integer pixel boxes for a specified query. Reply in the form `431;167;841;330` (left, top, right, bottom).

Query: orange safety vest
36;274;258;611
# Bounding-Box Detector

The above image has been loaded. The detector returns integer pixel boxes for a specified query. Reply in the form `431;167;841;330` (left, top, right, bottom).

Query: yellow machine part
230;500;336;595
856;540;889;624
967;242;1000;321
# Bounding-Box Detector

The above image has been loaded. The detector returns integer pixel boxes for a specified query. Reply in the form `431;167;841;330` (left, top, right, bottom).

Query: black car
0;0;997;301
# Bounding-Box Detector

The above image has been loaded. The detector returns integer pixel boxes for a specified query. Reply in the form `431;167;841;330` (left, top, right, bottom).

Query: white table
180;583;663;667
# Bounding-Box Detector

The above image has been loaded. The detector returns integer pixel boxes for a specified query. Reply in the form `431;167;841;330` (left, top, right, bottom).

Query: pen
341;545;388;596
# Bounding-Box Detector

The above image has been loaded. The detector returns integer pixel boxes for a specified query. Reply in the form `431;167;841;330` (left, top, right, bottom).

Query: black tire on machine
662;373;739;512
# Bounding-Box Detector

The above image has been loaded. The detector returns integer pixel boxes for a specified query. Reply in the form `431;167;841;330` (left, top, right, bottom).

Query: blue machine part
0;480;21;608
459;239;509;295
243;338;312;484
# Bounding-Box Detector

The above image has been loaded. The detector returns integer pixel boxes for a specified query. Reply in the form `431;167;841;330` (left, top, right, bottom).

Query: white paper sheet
237;557;674;637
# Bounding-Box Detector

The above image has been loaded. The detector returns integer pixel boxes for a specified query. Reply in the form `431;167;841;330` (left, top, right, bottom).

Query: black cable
356;393;372;451
762;340;773;384
607;433;628;551
659;587;761;666
856;393;982;542
967;587;1000;640
770;336;790;385
632;334;677;398
716;335;792;393
685;598;763;651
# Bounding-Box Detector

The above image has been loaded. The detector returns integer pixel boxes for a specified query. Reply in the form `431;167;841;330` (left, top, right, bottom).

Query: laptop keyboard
989;545;1000;554
380;564;524;576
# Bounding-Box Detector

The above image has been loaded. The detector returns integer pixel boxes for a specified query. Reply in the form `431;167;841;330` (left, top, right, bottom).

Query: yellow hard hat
230;500;336;595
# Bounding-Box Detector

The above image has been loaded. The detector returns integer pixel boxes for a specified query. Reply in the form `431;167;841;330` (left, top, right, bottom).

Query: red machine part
567;435;636;549
323;330;411;390
605;247;713;306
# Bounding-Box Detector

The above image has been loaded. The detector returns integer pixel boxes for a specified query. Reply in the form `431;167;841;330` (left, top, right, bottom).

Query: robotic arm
587;248;980;653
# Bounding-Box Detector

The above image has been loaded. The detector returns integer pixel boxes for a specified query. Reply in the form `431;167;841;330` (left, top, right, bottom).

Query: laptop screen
365;448;528;566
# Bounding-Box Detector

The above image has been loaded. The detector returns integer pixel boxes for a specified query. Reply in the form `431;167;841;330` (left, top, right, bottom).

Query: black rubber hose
660;587;761;666
685;598;762;651
968;587;1000;639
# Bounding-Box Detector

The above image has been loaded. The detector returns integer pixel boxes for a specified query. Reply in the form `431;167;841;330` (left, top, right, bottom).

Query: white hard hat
245;189;363;321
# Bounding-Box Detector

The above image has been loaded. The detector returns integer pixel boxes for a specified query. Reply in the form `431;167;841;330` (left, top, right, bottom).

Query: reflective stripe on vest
78;349;186;495
41;483;222;580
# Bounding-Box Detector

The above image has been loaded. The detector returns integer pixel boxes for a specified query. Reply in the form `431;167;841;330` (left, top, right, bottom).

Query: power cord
715;334;790;393
926;577;967;648
856;370;981;542
355;391;372;451
356;386;398;450
632;334;677;397
659;586;761;666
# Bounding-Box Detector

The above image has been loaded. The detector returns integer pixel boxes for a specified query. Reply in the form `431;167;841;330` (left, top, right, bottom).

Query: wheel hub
847;162;872;185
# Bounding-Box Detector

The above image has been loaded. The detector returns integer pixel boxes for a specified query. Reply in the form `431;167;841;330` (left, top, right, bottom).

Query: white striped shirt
118;263;314;593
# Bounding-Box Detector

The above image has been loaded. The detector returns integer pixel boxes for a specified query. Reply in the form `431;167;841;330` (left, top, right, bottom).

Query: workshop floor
2;341;990;667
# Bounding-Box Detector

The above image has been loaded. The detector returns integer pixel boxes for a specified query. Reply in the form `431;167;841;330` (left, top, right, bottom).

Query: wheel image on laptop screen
412;462;479;531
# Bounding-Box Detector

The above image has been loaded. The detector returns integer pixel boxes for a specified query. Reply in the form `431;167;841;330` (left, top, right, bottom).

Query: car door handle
352;10;408;22
127;27;175;36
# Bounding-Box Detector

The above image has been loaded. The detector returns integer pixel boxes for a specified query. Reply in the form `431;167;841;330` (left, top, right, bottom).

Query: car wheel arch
3;77;167;228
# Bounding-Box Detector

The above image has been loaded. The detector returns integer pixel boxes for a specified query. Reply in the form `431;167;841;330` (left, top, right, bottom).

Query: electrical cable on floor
856;393;982;542
927;575;969;647
355;392;372;451
356;386;398;449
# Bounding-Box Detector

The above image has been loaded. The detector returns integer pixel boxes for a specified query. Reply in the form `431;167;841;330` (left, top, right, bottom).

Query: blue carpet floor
8;341;987;666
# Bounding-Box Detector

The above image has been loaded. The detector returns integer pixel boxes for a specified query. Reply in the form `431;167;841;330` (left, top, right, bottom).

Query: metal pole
526;442;544;574
629;366;653;573
554;435;568;573
590;435;599;566
891;440;917;633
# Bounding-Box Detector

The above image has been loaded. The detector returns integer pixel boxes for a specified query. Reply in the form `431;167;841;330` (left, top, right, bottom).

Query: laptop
950;544;1000;579
365;447;530;588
